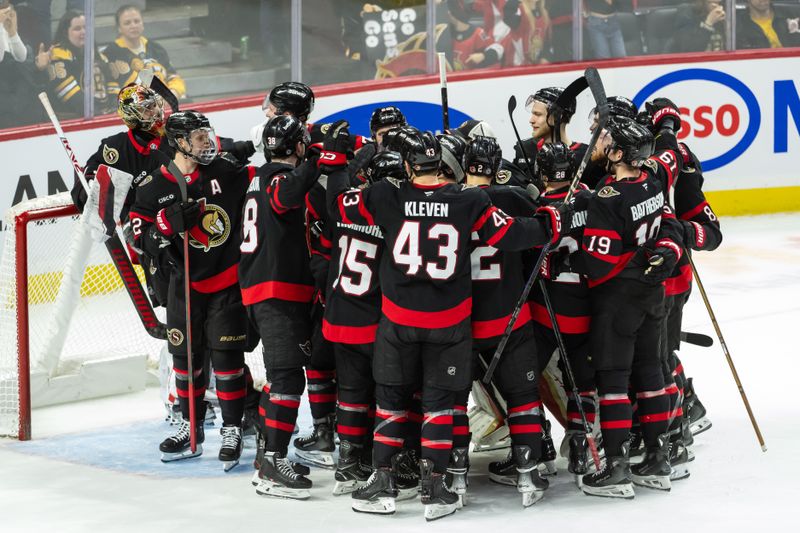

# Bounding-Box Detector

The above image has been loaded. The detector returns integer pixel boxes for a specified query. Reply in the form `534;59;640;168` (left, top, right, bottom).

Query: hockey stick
38;92;166;340
438;52;450;131
681;331;714;348
507;95;535;182
537;279;602;469
687;254;766;452
166;159;198;453
140;67;180;113
483;68;608;385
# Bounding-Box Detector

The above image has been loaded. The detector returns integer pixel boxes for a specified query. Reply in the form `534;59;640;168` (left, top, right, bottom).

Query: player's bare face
590;112;600;134
67;15;86;48
374;125;394;147
529;101;550;139
118;9;144;42
592;128;612;162
263;102;278;119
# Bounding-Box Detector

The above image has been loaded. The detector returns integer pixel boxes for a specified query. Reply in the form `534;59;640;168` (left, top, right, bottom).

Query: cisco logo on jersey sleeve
633;68;761;172
316;101;473;139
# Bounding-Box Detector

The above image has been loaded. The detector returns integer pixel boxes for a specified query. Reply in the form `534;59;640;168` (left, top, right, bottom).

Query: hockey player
527;142;596;479
326;124;566;520
239;114;323;498
437;133;468;183
129;111;253;467
459;135;549;508
371;106;407;148
578;116;684;498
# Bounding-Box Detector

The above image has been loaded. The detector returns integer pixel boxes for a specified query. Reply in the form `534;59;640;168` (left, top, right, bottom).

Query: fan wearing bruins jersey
326;124;566;520
129;111;254;466
578;116;685;499
239;115;323;500
456;136;549;508
527;143;596;478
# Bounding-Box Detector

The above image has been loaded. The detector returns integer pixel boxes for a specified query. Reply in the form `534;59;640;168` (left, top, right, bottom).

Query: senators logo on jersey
188;200;232;251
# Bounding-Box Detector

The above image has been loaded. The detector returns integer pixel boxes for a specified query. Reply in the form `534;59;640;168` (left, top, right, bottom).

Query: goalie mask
118;84;165;134
166;111;218;165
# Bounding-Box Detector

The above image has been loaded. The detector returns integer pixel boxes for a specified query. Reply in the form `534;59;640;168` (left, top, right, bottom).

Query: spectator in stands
38;10;116;118
0;3;26;64
673;0;726;53
0;3;43;129
103;4;186;100
447;0;503;70
585;0;627;59
474;0;553;66
736;0;800;49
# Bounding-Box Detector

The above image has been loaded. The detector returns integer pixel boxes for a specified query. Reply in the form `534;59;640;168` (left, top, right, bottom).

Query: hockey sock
596;371;634;457
506;395;543;455
452;388;471;449
636;388;671;446
306;368;337;423
264;368;304;455
258;382;270;435
567;390;596;433
243;364;260;411
406;389;423;454
173;355;207;422
374;384;409;469
337;388;371;447
211;350;246;426
421;387;456;474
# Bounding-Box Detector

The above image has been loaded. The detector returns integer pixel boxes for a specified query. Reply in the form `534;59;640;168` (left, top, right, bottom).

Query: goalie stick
38;92;166;340
437;52;450;131
483;67;608;385
681;331;713;348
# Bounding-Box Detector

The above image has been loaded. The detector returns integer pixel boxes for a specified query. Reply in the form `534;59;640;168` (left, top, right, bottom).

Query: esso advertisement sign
633;69;761;172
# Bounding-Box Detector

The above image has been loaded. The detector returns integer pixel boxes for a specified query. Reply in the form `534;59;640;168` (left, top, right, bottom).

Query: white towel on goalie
82;164;134;242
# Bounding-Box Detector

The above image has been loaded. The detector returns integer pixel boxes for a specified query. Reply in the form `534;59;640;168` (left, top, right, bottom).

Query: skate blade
669;464;691;481
690;417;712;436
397;486;419;501
520;489;545;508
457;494;466;508
222;459;240;472
294;449;335;469
472;438;511;453
488;473;517;487
333;479;366;496
251;470;261;486
352;497;396;515
160;444;203;462
581;482;635;500
539;460;557;477
255;480;311;500
631;474;672;492
424;502;458;521
687;449;696;462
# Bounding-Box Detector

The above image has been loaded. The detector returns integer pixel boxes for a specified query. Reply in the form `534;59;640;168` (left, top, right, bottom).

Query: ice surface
1;213;798;532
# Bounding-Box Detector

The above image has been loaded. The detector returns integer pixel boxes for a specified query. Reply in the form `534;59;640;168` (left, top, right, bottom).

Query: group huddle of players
74;79;721;521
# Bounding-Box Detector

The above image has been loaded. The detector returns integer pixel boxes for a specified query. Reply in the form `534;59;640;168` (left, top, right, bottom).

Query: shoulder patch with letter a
597;186;620;199
103;144;120;165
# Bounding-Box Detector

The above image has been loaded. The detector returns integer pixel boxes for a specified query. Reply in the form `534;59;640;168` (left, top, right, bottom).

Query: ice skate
668;434;691;481
252;431;309;485
293;414;335;468
631;433;672;492
513;445;548;507
394;449;421;500
351;467;398;515
567;431;589;480
539;419;557;476
333;441;372;495
582;443;635;499
255;451;312;500
488;450;517;486
684;378;712;436
420;458;459;521
159;419;204;462
445;447;469;505
219;424;243;472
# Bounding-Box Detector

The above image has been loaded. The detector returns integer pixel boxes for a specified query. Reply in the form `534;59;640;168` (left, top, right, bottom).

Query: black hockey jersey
665;143;722;297
327;173;555;329
73;129;173;214
239;160;320;305
129;154;254;292
470;184;537;339
529;184;592;335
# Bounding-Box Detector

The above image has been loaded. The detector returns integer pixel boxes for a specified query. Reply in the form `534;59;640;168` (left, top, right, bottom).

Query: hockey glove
319;120;350;173
535;201;573;245
142;225;183;271
681;219;708;251
540;247;569;280
646;97;682;134
642;239;682;283
155;199;201;237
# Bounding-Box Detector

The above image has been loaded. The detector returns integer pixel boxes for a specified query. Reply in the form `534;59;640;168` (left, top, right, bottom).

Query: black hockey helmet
370;106;407;138
437;133;468;182
263;81;315;122
607;96;638;119
525;87;576;123
381;124;417;152
604;116;655;167
454;119;497;140
535;142;575;183
261;114;309;161
464;135;502;177
166;110;217;165
365;151;408;183
400;129;441;175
